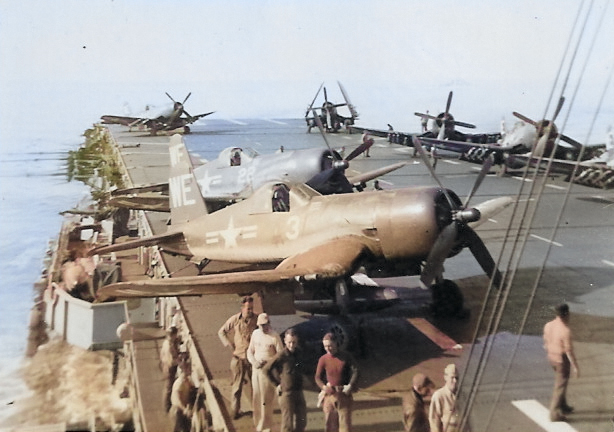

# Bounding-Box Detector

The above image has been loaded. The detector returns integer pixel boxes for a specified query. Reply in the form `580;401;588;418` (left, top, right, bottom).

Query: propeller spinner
412;137;501;288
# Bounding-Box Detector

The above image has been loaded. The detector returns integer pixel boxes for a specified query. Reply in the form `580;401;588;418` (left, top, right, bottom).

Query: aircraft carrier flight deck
105;118;613;432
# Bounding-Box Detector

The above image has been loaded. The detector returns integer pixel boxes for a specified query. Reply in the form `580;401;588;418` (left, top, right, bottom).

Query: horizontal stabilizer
111;183;169;196
108;195;170;212
89;231;184;256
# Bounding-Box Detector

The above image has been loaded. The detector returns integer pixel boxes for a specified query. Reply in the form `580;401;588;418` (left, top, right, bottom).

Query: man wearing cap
218;296;258;420
248;313;283;432
315;332;359;432
429;364;460;432
403;372;434;432
543;303;579;422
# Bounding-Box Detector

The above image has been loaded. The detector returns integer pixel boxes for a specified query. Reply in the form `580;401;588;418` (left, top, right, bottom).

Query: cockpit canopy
216;147;259;167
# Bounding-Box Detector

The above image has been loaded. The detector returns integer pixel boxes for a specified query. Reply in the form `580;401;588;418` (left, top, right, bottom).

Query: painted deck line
444;159;461;165
513;176;534;182
223;118;248;125
546;184;567;190
407;318;461;351
530;234;563;247
123;151;169;156
261;118;287;125
512;400;577;432
602;259;614;267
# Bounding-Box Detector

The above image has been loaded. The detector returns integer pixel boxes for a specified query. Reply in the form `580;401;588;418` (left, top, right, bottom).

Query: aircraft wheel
328;317;357;352
430;279;466;318
183;126;191;134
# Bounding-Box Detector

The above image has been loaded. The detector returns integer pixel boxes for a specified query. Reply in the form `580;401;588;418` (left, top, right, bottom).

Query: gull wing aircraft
91;134;513;316
101;92;215;135
108;134;407;212
508;127;613;189
352;91;499;148
420;97;596;171
305;82;359;133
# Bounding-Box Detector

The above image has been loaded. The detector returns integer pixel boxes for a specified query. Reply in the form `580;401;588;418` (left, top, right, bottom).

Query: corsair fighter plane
101;92;214;135
108;138;407;212
92;134;513;316
305;82;359;133
419;97;593;171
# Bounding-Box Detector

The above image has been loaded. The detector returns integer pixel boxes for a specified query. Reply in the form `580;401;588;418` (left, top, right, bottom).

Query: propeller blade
338;81;358;119
463;155;493;208
306;82;324;116
345;142;370;161
165;92;177;103
414;112;439;121
560;133;583;150
305;168;336;191
445;91;453;117
324;86;328;104
452;120;477;129
182;92;192;104
462;226;502;286
183;109;192;119
552;96;565;122
412;137;457;209
512;111;537;126
311;109;338;159
420;223;458;287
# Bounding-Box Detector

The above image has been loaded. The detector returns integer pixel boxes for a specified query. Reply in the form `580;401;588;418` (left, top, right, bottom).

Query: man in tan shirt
543;303;580;422
218;296;258;419
248;313;283;432
429;364;459;432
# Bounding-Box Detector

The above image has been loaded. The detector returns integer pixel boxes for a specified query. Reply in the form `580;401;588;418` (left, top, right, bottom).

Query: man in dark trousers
543;303;580;421
218;296;258;419
402;372;434;432
315;333;359;432
266;328;307;432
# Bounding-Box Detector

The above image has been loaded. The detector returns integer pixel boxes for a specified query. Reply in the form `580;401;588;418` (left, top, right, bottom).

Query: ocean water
0;86;96;424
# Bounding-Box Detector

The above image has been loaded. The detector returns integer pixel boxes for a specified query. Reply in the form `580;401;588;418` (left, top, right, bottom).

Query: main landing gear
429;279;468;319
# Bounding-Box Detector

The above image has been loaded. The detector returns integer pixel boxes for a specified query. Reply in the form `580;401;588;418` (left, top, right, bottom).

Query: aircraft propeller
512;96;583;152
166;92;193;118
305;109;354;193
414;91;477;139
412;137;501;288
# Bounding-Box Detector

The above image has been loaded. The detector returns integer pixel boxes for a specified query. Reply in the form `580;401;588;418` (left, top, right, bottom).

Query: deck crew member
429;364;459;432
218;296;258;419
248;313;283;432
543;303;579;422
266;328;307;432
315;332;359;432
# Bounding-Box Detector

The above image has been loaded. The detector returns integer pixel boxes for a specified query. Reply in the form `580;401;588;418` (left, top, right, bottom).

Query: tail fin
169;134;208;224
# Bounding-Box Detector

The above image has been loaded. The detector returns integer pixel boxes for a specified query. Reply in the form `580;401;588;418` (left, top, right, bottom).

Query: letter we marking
169;174;196;207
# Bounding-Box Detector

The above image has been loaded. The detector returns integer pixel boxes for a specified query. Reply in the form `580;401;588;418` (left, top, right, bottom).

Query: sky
0;0;613;143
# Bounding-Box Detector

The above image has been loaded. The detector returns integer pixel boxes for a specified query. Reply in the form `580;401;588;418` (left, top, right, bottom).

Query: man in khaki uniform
218;296;258;419
403;372;434;432
543;303;580;421
429;364;459;432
